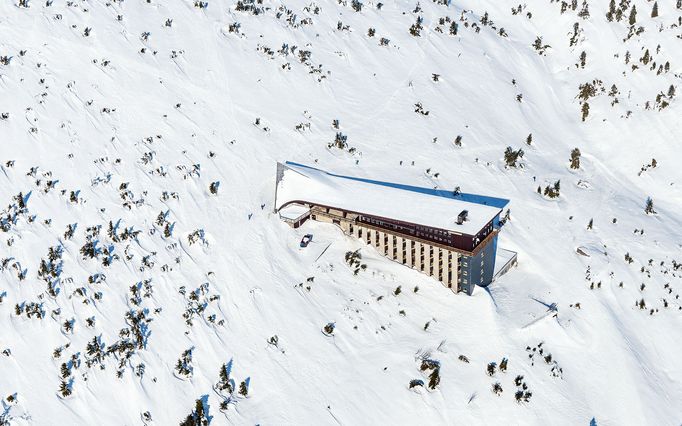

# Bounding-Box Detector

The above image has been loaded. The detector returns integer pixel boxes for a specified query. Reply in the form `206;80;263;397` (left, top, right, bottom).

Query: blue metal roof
285;161;510;210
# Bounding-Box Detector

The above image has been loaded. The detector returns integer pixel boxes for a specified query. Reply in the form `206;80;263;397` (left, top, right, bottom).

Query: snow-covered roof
275;162;505;235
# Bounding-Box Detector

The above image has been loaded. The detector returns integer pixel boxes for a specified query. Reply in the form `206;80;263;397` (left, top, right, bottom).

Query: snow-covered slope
1;0;681;424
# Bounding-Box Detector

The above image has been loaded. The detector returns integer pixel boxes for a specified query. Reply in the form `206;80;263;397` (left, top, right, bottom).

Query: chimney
456;210;469;225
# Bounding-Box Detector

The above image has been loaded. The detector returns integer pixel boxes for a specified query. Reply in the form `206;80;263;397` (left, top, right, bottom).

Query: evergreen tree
179;398;211;426
629;5;637;25
581;102;590;121
428;368;441;389
578;0;590;18
499;357;508;372
644;197;656;214
606;0;616;21
570;148;581;169
641;49;650;65
239;379;249;396
651;2;658;18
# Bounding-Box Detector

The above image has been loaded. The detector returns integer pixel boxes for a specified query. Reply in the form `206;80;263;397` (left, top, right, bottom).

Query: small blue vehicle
300;234;313;247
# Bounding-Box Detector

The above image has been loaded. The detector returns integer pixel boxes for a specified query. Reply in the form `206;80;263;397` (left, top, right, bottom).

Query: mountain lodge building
274;162;517;295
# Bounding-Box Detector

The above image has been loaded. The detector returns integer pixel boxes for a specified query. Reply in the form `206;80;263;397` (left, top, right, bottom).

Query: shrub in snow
181;283;220;327
15;302;45;319
458;355;469;363
515;389;532;403
532;36;550;55
85;335;106;368
175;348;194;378
492;382;503;395
409;379;424;389
58;379;73;398
39;245;64;297
188;229;207;245
543;180;560;199
323;322;335;335
414;102;429;115
209;181;220;195
330;132;347;149
420;359;439;371
644;197;656;214
503;147;524;168
514;375;524;386
409;16;424;37
486;362;496;376
344;250;366;274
